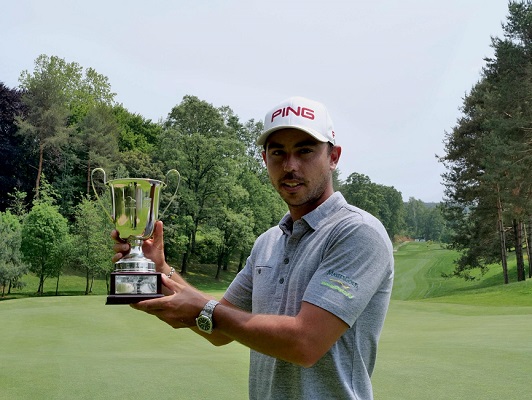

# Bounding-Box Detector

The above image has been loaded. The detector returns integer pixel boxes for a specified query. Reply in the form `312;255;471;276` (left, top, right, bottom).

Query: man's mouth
284;182;301;187
281;180;304;191
280;174;305;191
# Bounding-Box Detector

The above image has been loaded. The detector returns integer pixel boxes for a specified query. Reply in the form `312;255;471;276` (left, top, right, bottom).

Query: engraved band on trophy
91;168;180;305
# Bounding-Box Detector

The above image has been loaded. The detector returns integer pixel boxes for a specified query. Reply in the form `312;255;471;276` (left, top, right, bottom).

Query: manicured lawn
373;300;532;399
373;242;532;399
0;295;249;400
2;242;531;399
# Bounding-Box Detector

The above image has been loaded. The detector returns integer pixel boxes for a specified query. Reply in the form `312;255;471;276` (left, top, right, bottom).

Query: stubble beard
276;172;331;210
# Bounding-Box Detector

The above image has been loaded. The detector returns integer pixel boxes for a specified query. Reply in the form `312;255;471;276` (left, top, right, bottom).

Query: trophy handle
160;169;181;219
91;168;114;222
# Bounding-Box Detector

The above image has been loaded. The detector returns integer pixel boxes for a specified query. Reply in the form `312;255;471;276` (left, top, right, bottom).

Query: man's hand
139;221;167;269
111;229;129;263
130;275;209;329
112;221;167;270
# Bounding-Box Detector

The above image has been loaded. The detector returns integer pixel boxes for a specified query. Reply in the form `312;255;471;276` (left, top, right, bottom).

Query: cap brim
256;125;330;146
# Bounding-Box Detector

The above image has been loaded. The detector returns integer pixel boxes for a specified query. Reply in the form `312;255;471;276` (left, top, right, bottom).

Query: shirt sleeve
302;217;394;327
223;254;254;312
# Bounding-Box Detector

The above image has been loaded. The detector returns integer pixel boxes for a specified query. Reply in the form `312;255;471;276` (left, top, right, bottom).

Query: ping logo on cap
257;96;335;146
270;106;315;123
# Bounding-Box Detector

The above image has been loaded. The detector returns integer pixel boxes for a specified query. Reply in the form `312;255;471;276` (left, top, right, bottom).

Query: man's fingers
153;221;165;250
111;229;120;241
113;242;130;253
161;274;180;291
112;241;130;263
111;229;127;243
130;297;166;313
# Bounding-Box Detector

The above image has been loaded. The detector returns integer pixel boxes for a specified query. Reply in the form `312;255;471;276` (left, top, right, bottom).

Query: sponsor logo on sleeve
320;270;358;299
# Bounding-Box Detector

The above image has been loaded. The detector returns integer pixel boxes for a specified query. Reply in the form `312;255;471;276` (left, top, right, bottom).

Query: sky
0;0;510;202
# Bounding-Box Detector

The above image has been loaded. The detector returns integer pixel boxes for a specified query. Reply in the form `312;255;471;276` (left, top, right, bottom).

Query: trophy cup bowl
91;168;180;304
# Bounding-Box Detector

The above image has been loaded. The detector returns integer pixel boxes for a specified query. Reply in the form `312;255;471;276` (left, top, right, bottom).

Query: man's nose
283;154;299;171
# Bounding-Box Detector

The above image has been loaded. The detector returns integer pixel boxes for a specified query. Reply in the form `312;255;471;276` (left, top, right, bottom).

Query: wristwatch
196;300;219;334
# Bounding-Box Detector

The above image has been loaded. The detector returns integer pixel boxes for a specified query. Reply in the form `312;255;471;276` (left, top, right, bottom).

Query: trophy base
106;293;164;305
107;271;163;305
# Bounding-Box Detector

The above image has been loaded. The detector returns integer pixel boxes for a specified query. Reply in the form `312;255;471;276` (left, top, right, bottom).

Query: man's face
262;129;341;219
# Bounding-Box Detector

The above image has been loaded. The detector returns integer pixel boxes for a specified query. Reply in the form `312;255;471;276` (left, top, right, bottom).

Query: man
113;96;394;399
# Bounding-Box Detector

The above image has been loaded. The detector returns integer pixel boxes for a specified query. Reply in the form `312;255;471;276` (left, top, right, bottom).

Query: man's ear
330;145;341;170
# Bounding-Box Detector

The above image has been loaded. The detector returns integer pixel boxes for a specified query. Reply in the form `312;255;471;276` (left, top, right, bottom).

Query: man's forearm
211;301;348;367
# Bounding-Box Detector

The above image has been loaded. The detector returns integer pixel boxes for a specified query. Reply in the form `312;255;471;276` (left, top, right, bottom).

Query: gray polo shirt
224;192;394;400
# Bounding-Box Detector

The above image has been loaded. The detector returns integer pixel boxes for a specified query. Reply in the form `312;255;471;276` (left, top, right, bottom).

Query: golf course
1;242;531;399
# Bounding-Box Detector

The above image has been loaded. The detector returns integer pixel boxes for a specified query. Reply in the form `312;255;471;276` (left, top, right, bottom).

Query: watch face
197;315;212;333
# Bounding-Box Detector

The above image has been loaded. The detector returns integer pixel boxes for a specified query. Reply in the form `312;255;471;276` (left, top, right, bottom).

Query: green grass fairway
0;295;249;400
373;301;532;399
373;242;532;399
1;242;531;399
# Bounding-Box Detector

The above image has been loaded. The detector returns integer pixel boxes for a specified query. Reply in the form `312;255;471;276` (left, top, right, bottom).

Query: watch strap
200;299;219;318
196;300;219;334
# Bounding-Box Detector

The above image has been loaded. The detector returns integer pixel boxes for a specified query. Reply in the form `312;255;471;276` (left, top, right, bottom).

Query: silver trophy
91;168;180;304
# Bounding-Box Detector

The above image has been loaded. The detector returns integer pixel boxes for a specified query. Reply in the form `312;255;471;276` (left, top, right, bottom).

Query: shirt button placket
278;256;289;285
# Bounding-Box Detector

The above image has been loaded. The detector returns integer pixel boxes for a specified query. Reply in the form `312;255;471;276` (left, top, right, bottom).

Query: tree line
1;54;448;295
439;1;532;283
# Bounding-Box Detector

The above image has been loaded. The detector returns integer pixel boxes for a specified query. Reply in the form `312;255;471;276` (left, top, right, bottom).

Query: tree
0;83;33;212
210;181;256;278
423;205;448;242
71;196;114;294
341;172;404;239
76;105;120;195
377;185;404;240
6;188;29;220
404;197;427;239
238;167;287;237
116;149;162;180
0;210;27;297
113;105;161;153
234;117;287;237
341;173;382;217
439;1;532;282
17;55;77;199
21;201;69;294
237;118;267;178
20;177;70;294
481;4;532;282
69;66;116;124
230;165;286;272
17;54;117;206
211;208;254;280
159;96;245;274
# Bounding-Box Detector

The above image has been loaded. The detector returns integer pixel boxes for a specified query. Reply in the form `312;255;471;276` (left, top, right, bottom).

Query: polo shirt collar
278;192;346;234
302;192;346;230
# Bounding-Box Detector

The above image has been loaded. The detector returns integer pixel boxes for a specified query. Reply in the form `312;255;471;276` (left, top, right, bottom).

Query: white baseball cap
256;96;336;146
